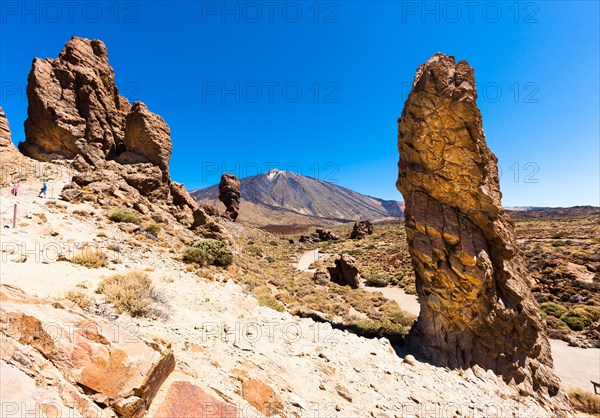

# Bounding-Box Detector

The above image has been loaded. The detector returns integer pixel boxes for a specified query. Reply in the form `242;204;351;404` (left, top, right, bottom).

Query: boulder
396;53;571;412
218;173;241;221
350;220;373;239
317;254;363;289
313;269;330;285
148;371;237;418
299;229;340;243
333;254;363;289
59;182;83;202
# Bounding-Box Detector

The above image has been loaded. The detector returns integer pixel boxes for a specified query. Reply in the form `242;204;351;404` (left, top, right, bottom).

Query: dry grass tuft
97;271;154;316
568;387;600;415
62;290;93;310
71;246;108;268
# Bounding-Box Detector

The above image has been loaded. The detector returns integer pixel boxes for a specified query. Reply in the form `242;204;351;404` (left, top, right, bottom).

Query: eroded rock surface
218;173;241;221
20;37;130;164
350;220;373;239
0;284;175;417
396;53;571;412
19;37;225;238
0;106;16;153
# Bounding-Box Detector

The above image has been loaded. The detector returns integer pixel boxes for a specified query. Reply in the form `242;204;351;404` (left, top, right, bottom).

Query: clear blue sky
1;1;598;206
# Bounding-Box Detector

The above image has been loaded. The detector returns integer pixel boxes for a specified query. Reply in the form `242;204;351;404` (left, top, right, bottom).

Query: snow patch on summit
266;168;284;181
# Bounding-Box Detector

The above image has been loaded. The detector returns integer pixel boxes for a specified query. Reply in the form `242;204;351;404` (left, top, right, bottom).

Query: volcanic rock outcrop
299;228;340;243
19;37;223;238
0;284;175;417
396;53;571;412
218;173;240;221
350;220;373;239
313;254;363;289
0;106;17;154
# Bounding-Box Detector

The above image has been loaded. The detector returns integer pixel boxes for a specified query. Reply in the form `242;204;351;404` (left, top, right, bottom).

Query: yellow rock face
396;53;572;414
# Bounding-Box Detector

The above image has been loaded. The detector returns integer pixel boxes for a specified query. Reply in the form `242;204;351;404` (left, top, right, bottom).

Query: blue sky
1;1;598;206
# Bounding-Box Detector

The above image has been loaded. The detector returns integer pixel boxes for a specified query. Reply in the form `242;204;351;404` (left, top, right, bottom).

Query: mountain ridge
191;169;404;225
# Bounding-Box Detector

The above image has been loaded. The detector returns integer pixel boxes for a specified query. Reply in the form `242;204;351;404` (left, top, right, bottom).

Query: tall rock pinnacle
396;53;572;413
218;173;241;221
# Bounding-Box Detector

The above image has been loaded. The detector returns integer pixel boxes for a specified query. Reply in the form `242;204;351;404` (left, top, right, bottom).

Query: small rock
403;355;417;366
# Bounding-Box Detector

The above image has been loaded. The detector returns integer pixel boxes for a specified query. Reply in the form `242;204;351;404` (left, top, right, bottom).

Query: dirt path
296;249;320;272
550;339;600;392
365;286;421;317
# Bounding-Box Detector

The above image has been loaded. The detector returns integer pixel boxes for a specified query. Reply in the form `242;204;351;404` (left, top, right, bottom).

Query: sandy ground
296;248;320;272
550;339;600;392
298;249;600;395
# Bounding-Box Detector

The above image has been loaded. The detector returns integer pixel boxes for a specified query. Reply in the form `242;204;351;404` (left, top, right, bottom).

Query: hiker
38;182;47;198
10;181;18;196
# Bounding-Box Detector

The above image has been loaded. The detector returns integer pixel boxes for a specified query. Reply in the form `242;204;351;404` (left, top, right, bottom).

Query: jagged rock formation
218;173;240;221
396;53;571;412
313;254;363;289
299;228;340;243
19;37;224;238
331;254;363;289
0;106;17;154
20;38;130;164
350;220;373;239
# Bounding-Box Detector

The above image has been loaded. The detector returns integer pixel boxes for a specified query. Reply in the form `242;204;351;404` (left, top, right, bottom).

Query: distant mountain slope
190;169;403;225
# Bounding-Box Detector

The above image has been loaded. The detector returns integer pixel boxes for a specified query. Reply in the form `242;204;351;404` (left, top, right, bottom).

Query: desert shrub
540;302;568;318
143;222;161;237
97;271;153;316
568;388;600;415
561;306;600;331
348;319;409;345
62;290;93;310
108;208;142;224
253;285;285;312
245;245;263;257
364;274;390;287
183;239;233;267
71;246;108;268
560;312;586;331
552;240;567;247
265;256;276;263
552;231;567;239
150;212;164;223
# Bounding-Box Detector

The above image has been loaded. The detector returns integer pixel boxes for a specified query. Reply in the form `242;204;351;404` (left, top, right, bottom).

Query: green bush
558;306;600;331
540;302;567;318
183;239;233;267
182;247;208;265
560;313;585;331
364;274;390;287
108;208;142;224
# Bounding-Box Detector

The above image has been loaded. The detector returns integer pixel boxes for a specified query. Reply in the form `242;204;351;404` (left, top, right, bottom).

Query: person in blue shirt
38;182;47;198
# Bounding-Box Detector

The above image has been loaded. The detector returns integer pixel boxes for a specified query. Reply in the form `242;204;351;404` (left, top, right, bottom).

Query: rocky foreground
0;175;570;417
